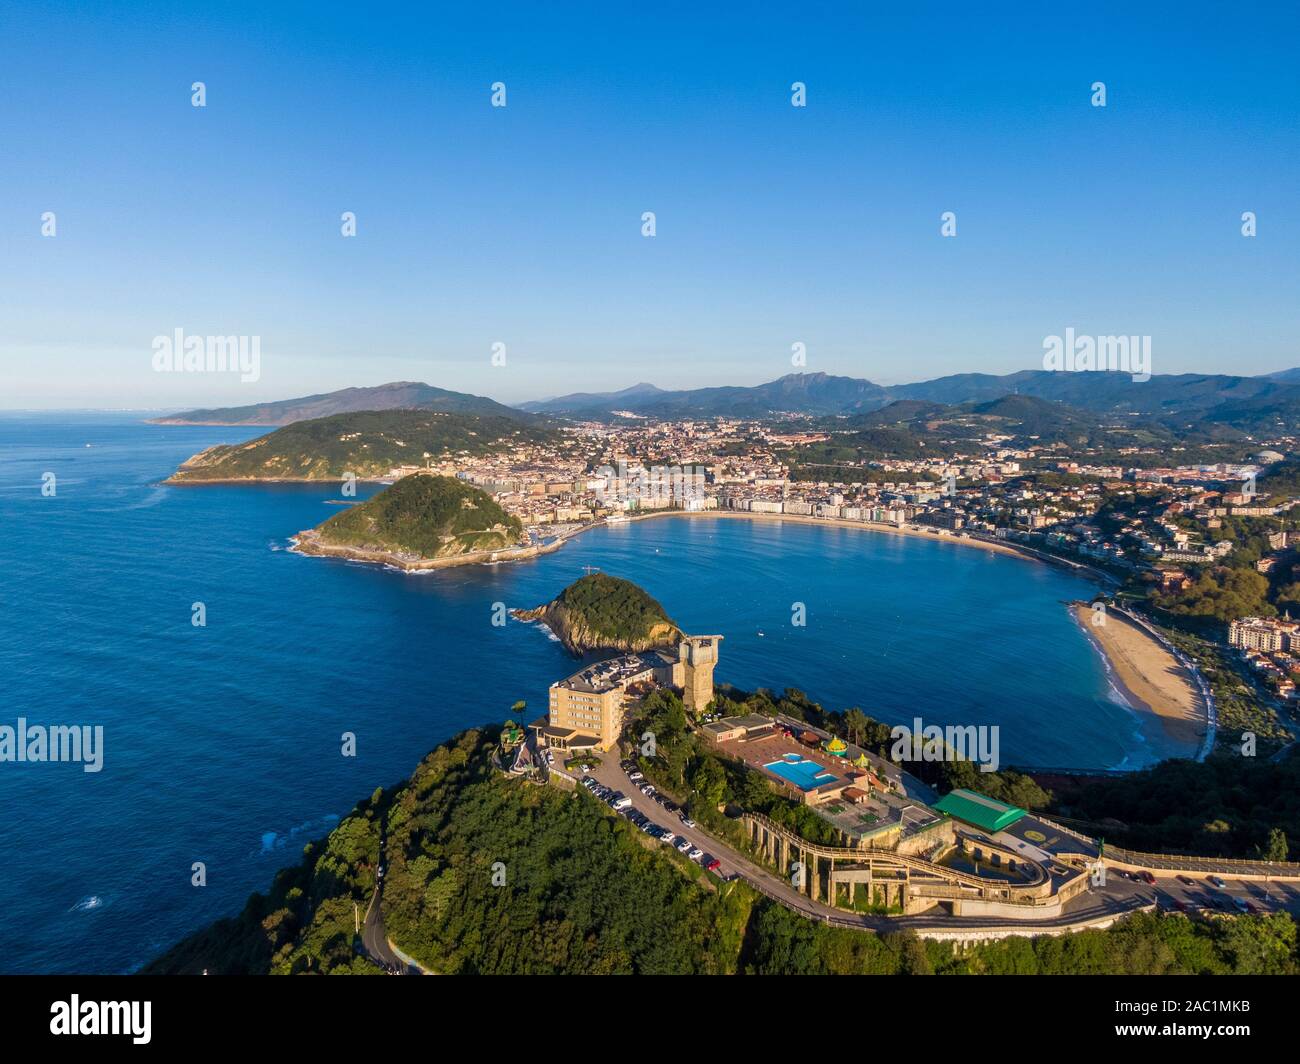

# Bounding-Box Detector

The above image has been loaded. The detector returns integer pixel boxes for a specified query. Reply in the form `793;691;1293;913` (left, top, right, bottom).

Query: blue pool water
764;757;839;791
0;413;1189;972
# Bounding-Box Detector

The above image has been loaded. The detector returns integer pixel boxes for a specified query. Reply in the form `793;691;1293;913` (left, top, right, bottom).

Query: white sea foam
70;895;104;912
260;814;339;855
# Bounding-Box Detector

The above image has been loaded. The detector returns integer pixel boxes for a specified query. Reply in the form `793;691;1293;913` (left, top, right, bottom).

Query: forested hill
145;728;1298;976
313;474;523;559
167;409;558;482
151;381;529;426
513;573;683;654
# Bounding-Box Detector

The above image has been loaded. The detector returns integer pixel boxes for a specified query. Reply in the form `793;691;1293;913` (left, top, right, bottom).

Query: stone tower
679;635;722;711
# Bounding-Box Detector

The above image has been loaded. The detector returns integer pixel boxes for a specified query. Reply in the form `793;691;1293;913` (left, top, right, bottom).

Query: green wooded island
296;474;524;565
513;573;683;654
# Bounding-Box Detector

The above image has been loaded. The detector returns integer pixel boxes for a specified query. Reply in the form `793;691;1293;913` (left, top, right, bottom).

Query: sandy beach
584;508;1034;557
1072;604;1207;755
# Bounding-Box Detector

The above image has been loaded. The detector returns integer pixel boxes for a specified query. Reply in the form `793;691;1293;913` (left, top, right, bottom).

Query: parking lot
1108;866;1300;918
582;759;747;881
999;815;1300;919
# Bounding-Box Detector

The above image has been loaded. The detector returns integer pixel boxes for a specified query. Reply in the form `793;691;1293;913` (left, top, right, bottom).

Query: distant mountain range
149;381;529;426
149;368;1300;436
520;373;892;417
522;370;1300;433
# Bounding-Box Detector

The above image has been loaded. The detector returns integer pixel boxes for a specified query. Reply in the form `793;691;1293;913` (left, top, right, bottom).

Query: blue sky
1;1;1297;409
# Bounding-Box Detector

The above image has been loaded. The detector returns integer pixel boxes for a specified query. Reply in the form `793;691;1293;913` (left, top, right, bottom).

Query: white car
675;838;692;853
688;848;703;861
680;817;696;828
659;833;677;846
628;771;644;782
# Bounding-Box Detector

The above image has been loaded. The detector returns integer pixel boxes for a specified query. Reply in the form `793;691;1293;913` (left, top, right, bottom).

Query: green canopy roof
932;789;1027;834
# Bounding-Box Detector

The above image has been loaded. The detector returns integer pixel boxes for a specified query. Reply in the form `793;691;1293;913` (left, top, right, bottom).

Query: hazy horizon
3;2;1298;409
10;358;1300;415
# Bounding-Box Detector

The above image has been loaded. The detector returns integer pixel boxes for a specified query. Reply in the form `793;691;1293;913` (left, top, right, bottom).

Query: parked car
705;858;721;872
611;794;632;810
1137;870;1156;885
680;816;696;828
676;838;692;853
1176;875;1194;886
659;833;677;846
1208;875;1227;889
688;848;703;861
628;771;644;782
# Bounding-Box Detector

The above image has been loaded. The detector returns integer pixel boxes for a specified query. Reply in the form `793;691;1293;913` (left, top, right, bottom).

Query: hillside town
375;415;1300;716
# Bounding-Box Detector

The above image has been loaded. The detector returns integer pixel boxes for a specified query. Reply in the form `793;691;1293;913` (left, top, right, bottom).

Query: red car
706;858;721;872
1137;870;1156;885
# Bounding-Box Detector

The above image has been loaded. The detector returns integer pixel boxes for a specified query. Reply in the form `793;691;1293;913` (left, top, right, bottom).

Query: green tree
1260;826;1289;862
843;707;869;746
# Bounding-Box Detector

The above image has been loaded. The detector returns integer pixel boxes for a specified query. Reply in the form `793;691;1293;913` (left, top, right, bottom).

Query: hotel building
536;635;723;751
1228;616;1299;653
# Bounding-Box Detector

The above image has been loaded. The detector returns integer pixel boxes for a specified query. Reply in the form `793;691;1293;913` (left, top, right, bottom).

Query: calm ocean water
0;414;1182;973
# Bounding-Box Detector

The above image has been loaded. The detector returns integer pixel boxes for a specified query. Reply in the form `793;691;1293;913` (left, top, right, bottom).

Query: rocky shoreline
511;599;681;655
290;528;561;571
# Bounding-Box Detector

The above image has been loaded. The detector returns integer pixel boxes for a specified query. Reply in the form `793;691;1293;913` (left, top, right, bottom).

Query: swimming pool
764;757;838;791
